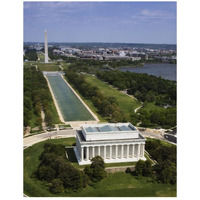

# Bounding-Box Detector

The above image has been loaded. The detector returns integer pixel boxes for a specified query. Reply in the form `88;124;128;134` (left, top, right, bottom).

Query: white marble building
74;123;146;165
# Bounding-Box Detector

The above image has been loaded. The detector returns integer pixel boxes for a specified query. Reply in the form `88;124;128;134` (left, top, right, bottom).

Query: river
120;63;176;81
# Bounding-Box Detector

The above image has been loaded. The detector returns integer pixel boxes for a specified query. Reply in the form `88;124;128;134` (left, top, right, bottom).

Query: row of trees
65;70;128;122
24;66;59;128
34;143;107;194
132;139;176;184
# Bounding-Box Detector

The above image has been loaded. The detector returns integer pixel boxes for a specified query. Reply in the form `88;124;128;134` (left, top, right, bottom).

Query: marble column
86;147;89;161
127;144;129;158
81;147;84;161
137;144;140;158
141;144;144;157
132;145;135;158
110;145;112;159
121;145;124;159
104;146;106;160
116;145;118;159
92;146;95;158
98;146;100;156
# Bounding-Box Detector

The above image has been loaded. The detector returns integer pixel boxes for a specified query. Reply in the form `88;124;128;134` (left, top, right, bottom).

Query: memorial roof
84;124;135;133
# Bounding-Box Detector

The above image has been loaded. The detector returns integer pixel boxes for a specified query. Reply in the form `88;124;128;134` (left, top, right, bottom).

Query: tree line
24;66;60;128
24;49;38;61
128;139;176;185
96;70;176;128
96;70;176;106
33;143;107;194
139;106;176;128
65;70;129;122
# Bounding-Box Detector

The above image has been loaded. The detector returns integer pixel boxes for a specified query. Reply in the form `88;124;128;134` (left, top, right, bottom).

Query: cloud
24;1;104;24
132;9;176;23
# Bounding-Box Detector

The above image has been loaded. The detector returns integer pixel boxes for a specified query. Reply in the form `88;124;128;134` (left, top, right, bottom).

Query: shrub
125;167;132;174
84;156;107;183
50;179;64;194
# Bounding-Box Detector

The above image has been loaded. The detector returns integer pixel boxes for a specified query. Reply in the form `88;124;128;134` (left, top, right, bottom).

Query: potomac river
120;63;176;81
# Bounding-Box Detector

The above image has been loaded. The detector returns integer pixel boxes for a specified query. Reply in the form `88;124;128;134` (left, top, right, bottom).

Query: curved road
23;129;76;148
23;128;175;149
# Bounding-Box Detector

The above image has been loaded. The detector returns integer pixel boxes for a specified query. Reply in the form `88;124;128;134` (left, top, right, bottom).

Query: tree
135;160;153;177
91;156;105;169
92;165;107;182
37;165;56;181
143;160;153;177
50;179;64;194
157;161;176;184
84;156;107;183
45;110;53;127
135;160;146;176
59;163;83;191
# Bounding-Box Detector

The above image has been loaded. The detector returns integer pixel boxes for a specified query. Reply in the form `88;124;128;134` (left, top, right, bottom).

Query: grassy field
24;138;176;197
24;62;60;71
37;52;45;62
84;74;141;118
140;102;165;113
37;63;60;71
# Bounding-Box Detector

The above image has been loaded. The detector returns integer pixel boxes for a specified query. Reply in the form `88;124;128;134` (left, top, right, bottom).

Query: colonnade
80;143;145;162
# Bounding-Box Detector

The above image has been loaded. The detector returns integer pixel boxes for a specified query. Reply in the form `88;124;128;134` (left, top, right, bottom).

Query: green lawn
37;52;45;62
84;74;141;118
24;62;60;71
24;138;176;197
140;102;165;113
60;62;70;70
37;63;60;71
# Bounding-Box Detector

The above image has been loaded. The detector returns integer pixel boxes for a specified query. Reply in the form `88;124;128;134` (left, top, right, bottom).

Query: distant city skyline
24;1;176;44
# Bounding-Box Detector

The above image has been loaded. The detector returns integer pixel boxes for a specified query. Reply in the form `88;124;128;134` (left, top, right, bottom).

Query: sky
24;1;176;44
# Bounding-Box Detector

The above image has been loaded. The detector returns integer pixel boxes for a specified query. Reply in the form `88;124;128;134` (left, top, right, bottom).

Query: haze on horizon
24;1;176;44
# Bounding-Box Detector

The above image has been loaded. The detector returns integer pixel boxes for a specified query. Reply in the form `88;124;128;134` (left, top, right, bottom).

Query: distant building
74;123;146;165
131;57;141;61
103;55;130;61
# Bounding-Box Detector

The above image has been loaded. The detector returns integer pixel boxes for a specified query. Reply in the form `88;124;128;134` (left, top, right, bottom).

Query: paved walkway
41;109;46;131
134;102;143;113
59;62;63;70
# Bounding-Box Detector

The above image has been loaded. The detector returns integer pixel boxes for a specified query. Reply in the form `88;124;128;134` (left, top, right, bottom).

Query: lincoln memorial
74;123;146;165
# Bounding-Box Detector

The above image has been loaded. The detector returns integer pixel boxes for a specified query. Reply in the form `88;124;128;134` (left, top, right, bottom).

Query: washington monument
44;29;48;63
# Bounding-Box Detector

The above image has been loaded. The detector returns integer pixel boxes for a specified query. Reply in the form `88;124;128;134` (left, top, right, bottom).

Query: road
141;130;176;144
23;129;76;148
23;127;175;149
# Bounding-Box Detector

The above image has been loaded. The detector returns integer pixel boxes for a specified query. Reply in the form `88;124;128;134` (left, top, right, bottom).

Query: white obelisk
44;29;48;63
